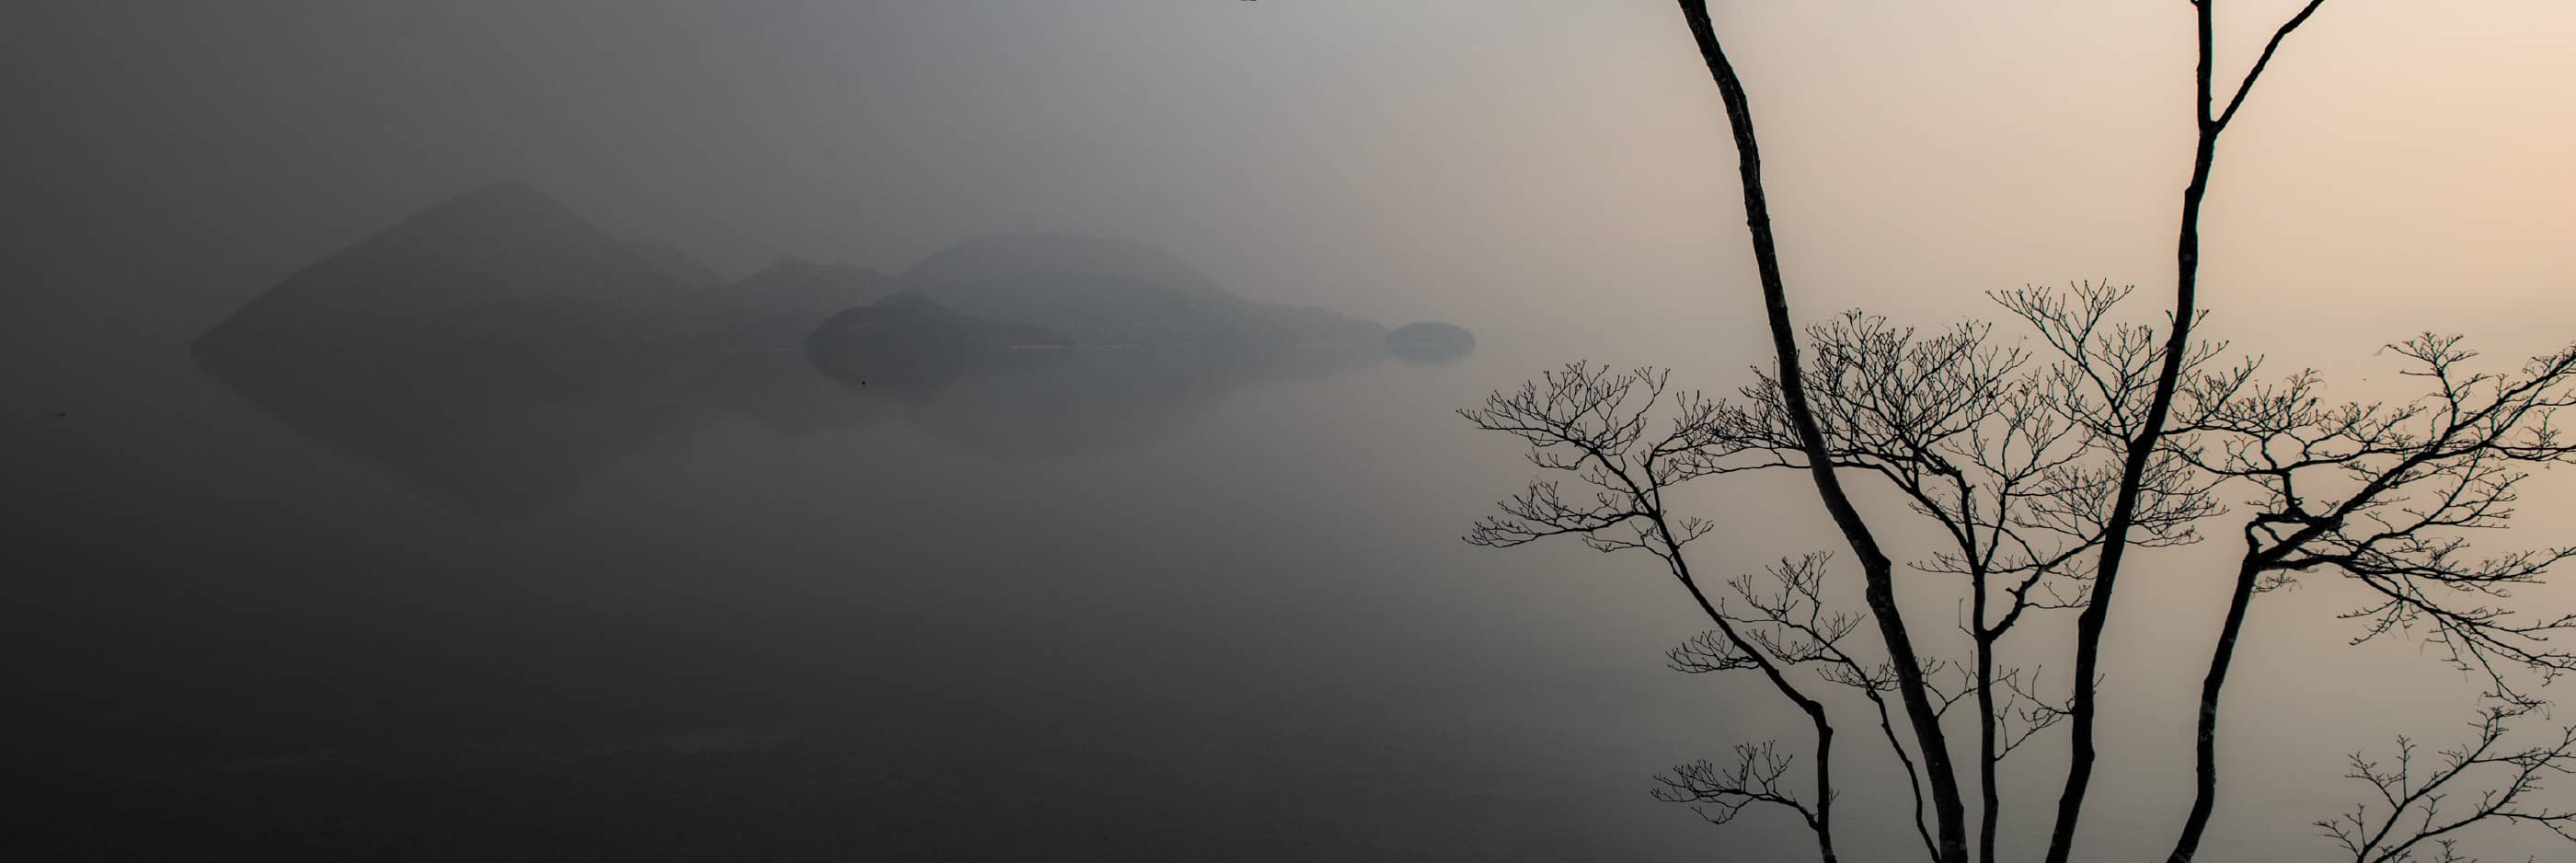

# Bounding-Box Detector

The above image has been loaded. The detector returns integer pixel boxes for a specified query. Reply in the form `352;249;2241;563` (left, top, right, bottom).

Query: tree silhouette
2165;336;2576;861
1461;3;2576;861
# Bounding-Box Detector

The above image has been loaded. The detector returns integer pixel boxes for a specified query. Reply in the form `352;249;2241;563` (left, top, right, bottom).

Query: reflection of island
894;344;1386;456
805;292;1068;396
192;182;1431;512
803;225;1400;455
1386;321;1477;364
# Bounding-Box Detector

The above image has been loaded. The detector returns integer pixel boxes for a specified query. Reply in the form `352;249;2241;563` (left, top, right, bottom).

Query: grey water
7;339;1807;861
14;324;2576;861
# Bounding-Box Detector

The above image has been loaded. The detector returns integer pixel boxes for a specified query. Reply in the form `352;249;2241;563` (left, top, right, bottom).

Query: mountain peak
195;180;694;355
384;181;606;247
190;181;710;512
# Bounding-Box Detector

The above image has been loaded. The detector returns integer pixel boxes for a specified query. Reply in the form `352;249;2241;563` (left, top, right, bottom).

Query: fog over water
7;3;2576;861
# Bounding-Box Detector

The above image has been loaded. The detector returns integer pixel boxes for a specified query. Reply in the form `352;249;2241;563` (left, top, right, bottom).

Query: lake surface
9;335;2570;861
8;341;1788;861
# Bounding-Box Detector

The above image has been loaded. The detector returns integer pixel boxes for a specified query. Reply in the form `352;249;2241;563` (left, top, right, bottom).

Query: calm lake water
9;341;1789;861
9;335;2569;861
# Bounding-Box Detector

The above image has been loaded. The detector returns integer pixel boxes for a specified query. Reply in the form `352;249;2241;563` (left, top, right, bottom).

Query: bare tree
1455;363;2112;861
1672;3;1971;857
1469;3;2575;860
1467;316;2576;863
1651;557;1882;852
1664;3;2335;861
1461;365;1848;861
1707;293;2223;862
1464;285;2214;861
2161;337;2576;861
2044;3;2335;858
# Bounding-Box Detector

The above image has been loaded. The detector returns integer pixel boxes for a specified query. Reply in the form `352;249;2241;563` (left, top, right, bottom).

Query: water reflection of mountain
190;182;721;514
891;345;1387;456
190;182;1407;512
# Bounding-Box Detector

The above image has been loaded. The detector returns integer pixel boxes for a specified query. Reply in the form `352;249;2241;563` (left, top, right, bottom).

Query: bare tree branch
1670;5;1972;857
2052;3;2338;859
1463;363;1846;861
2170;337;2576;861
2317;702;2576;863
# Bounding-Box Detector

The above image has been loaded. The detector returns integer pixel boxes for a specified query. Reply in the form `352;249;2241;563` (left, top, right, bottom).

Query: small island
804;291;1070;390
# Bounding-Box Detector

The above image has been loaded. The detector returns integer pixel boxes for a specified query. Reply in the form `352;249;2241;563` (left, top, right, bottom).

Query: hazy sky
8;0;2570;376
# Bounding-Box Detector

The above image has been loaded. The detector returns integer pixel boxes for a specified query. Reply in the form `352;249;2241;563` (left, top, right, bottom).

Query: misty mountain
191;181;724;512
188;182;1409;509
805;292;1069;394
725;257;893;346
625;237;729;290
904;232;1386;347
195;181;712;363
900;342;1389;456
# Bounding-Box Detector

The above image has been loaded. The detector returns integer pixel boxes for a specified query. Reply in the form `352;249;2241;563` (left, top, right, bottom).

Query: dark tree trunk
2048;4;2330;860
1673;4;1969;860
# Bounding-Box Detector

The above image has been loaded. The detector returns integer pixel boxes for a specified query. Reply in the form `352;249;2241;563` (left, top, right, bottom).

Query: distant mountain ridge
191;182;722;512
723;257;891;345
624;237;728;290
190;181;1407;509
903;232;1386;347
195;181;719;371
197;181;1395;368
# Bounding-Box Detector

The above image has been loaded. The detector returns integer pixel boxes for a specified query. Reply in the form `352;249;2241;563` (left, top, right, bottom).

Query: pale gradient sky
6;1;2570;375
